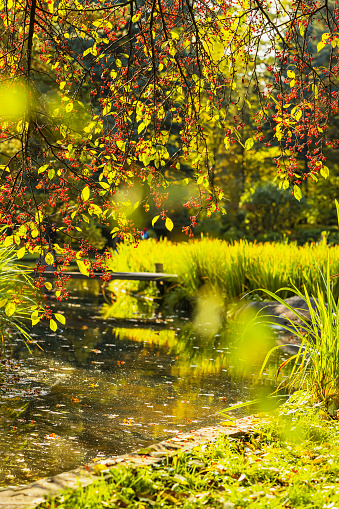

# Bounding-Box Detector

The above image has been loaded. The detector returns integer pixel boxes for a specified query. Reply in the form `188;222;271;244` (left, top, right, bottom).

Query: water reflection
0;280;287;487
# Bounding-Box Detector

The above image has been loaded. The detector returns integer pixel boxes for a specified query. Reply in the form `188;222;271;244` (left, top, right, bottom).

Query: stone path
0;415;256;509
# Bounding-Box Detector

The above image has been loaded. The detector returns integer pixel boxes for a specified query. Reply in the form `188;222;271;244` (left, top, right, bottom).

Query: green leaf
182;178;189;186
5;301;16;317
45;252;54;265
45;282;53;290
48;168;55;180
55;313;66;325
152;215;160;227
16;246;25;259
294;185;302;202
50;319;57;332
320;166;329;179
38;164;49;174
165;217;174;231
244;137;254;150
81;186;90;201
76;259;90;276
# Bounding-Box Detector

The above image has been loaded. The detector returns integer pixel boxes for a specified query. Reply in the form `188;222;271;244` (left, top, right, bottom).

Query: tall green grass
0;245;42;345
106;237;339;306
256;260;339;414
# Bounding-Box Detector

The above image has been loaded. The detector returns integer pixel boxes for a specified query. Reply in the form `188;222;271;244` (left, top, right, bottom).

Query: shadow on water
0;280;289;487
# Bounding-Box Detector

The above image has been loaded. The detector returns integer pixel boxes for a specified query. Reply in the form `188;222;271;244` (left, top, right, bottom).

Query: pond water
0;280;288;488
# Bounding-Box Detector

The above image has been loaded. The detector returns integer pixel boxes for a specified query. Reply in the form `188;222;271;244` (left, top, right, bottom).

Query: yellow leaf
152;215;160;227
287;70;295;78
244;137;254;150
76;259;90;276
50;319;57;332
59;81;66;90
221;420;237;427
45;252;54;265
35;210;44;223
3;235;14;247
165;217;174;231
16;246;25;259
131;12;141;23
55;313;66;325
65;102;73;113
48;168;55;180
5;301;16;317
320;166;329;179
81;186;90;201
103;102;111;116
45;282;52;290
93;464;108;475
294;184;302;201
317;40;325;52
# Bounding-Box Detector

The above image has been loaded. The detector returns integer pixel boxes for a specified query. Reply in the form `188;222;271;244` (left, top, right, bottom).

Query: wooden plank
41;271;178;281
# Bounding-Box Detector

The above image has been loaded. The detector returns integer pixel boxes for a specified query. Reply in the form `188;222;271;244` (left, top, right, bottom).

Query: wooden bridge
42;270;178;282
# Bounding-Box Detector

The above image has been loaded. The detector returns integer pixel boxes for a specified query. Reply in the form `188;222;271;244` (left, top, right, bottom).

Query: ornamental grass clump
259;260;339;415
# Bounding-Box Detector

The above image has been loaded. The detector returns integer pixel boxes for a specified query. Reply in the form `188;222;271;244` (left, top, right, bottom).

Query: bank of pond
39;397;339;509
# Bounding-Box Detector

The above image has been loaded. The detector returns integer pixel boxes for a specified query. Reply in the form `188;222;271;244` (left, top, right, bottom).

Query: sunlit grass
106;237;339;307
41;400;339;509
256;258;339;414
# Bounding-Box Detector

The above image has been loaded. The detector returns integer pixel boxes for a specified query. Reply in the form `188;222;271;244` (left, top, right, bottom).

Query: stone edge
0;415;257;509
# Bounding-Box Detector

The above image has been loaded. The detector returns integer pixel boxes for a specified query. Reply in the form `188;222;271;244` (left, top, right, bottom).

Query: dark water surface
0;280;286;487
